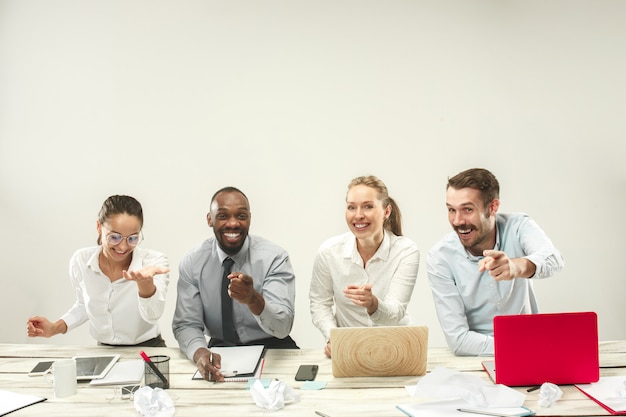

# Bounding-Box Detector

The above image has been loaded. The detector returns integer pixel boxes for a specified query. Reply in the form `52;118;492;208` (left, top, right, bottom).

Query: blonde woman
310;175;420;358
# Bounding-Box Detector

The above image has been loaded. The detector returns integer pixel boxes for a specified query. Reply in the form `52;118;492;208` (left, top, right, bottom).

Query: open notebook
192;345;265;382
482;312;599;386
576;377;626;415
331;326;428;377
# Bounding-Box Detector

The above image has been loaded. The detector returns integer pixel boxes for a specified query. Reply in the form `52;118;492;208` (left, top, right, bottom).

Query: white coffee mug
44;359;77;398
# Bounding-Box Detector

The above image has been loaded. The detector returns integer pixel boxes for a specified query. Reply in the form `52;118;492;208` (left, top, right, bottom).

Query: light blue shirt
427;213;564;356
172;235;296;360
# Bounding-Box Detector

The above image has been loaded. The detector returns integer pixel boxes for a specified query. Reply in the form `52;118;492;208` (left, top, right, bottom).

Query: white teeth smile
355;224;368;229
224;232;240;238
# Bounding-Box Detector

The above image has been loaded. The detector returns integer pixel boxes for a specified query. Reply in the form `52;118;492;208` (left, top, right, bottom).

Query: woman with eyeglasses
27;195;171;347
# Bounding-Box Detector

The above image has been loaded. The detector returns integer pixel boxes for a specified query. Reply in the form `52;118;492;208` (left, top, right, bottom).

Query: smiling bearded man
427;168;565;357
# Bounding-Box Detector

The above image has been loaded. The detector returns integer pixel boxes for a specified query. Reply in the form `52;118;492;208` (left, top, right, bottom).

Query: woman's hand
344;283;379;314
27;316;66;338
123;266;170;298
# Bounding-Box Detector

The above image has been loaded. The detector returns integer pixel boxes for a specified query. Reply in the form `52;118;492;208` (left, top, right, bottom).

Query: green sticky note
301;381;327;390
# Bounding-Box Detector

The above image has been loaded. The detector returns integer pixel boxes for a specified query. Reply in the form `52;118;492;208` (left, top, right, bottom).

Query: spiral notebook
192;345;265;382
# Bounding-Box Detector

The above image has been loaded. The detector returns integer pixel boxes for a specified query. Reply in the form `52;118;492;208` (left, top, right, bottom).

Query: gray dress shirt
172;235;296;360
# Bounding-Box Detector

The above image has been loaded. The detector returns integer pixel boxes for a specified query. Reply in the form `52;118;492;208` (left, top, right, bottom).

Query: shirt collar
215;236;250;266
86;246;140;273
345;230;391;263
87;247;102;272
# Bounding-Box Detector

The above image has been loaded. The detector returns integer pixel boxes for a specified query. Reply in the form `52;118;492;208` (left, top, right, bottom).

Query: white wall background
1;0;625;350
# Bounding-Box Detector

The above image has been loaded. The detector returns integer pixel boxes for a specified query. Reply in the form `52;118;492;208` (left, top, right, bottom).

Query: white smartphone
28;360;54;376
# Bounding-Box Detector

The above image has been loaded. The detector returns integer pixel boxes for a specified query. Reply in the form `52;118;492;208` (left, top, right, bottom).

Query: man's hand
193;348;224;382
479;250;536;281
228;272;265;315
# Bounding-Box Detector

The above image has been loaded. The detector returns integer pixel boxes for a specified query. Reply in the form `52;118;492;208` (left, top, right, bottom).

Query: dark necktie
221;257;236;344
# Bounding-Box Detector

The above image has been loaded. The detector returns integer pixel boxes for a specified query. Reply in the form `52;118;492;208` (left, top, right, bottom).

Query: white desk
1;341;625;416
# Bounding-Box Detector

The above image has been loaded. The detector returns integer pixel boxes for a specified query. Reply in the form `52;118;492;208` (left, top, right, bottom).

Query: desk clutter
2;341;625;416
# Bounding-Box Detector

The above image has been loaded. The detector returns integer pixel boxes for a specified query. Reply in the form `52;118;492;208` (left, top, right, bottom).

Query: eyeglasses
106;232;142;246
103;229;143;247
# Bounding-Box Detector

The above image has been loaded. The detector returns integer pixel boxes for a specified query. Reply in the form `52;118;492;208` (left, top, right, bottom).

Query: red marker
139;351;169;389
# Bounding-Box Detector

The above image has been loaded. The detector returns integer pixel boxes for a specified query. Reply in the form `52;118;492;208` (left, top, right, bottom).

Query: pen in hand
139;350;170;389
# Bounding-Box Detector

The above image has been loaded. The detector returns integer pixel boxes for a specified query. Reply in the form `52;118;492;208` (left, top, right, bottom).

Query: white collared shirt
310;231;420;341
61;246;170;345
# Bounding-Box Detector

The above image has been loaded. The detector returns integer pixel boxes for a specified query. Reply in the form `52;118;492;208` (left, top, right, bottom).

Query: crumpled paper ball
250;379;300;411
538;382;563;408
133;386;175;417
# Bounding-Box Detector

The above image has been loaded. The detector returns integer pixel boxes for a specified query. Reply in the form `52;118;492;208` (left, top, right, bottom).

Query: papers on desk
576;376;626;415
192;345;265;382
397;399;535;417
398;367;533;417
89;360;144;386
0;389;46;416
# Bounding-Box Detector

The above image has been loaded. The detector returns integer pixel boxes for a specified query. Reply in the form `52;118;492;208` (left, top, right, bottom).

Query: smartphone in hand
295;364;318;381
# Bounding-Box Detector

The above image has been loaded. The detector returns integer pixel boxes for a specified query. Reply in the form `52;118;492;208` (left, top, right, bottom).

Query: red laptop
482;311;600;386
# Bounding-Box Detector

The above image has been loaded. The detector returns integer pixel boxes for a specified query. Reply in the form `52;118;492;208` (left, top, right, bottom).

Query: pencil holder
145;355;170;389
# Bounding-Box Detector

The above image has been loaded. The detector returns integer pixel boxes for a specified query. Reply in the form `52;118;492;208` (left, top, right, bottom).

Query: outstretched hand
123;266;170;298
479;250;522;281
227;272;255;304
228;272;265;315
27;316;66;338
122;266;170;282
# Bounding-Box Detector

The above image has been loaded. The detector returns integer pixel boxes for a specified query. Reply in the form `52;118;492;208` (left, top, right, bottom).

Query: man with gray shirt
173;186;298;381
